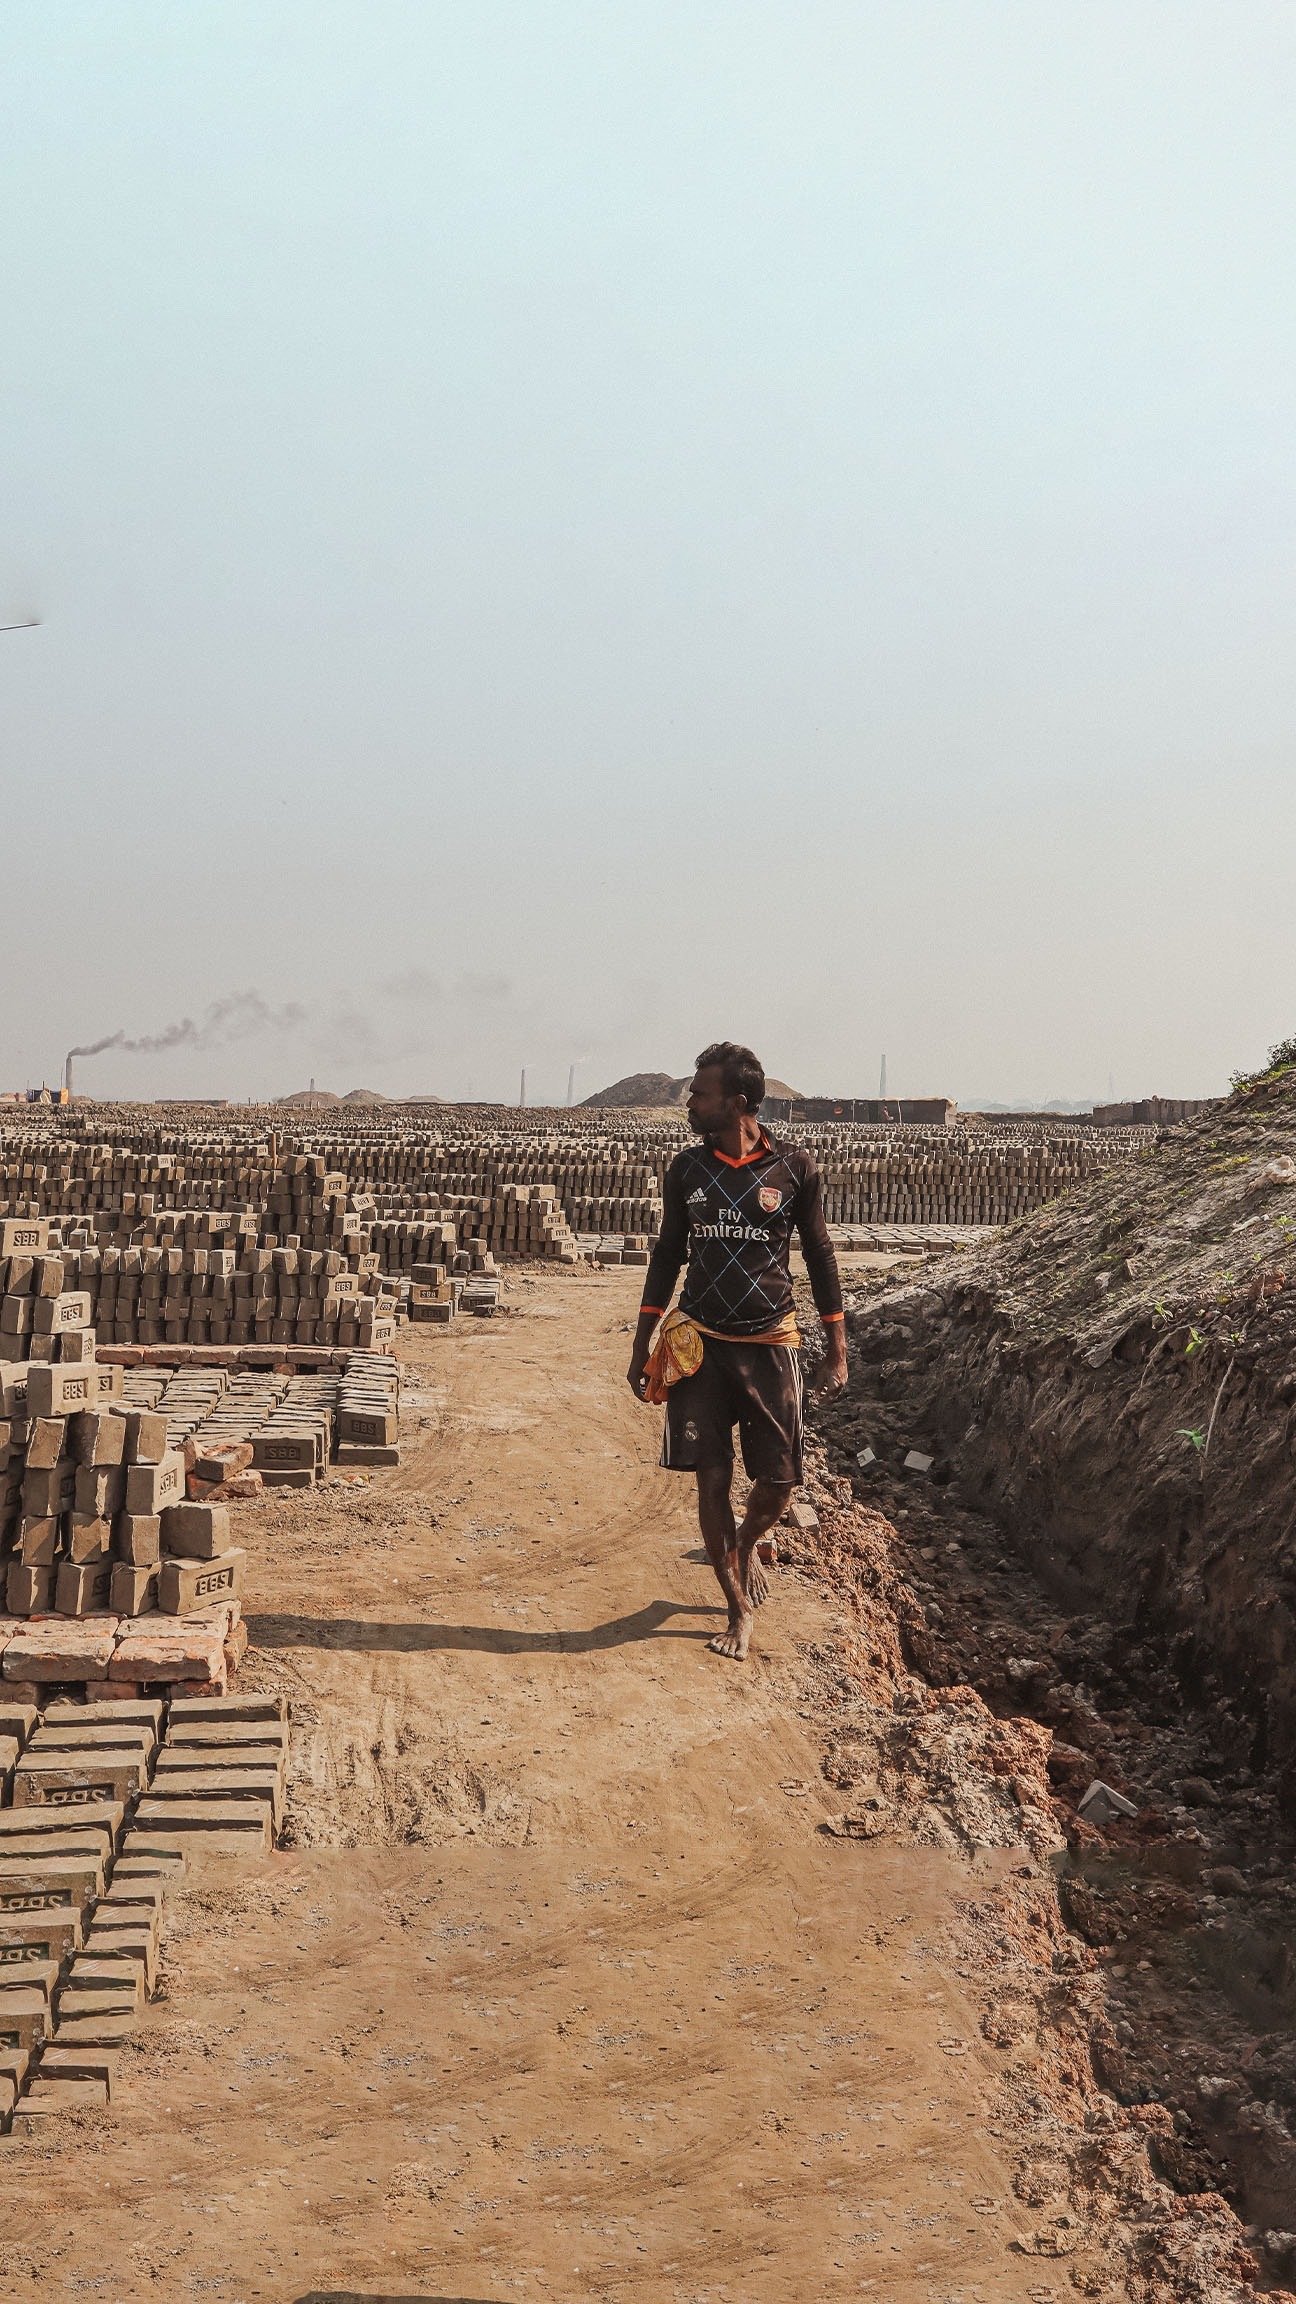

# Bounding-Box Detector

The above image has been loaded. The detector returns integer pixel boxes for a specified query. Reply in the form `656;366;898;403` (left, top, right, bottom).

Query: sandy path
7;1268;1053;2302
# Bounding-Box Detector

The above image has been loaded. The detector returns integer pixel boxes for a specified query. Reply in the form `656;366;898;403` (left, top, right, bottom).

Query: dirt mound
822;1053;1296;1773
340;1086;389;1104
582;1069;802;1108
582;1071;689;1108
276;1087;340;1106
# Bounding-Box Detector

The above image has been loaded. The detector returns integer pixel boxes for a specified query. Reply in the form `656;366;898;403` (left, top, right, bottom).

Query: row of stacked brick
0;1693;286;2125
5;1171;386;1261
0;1151;407;1259
0;1142;569;1289
785;1129;1136;1228
54;1241;396;1351
0;1144;284;1222
117;1349;400;1479
0;1112;1156;1247
370;1189;577;1266
314;1142;664;1252
257;1122;1140;1234
0;1135;666;1258
0;1207;397;1356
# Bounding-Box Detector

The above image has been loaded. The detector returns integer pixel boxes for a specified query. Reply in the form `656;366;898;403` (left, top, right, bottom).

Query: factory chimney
64;1051;74;1099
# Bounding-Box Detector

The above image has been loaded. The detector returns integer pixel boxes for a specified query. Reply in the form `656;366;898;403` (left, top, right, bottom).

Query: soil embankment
814;1066;1296;2266
827;1070;1296;1771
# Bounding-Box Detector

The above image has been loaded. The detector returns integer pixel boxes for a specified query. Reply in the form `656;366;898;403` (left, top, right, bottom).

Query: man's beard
688;1112;717;1139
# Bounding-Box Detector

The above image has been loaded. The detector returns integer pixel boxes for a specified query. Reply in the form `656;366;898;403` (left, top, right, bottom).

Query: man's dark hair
695;1041;766;1112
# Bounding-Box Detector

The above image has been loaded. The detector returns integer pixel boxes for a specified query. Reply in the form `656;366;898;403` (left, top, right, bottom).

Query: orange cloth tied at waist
641;1307;801;1404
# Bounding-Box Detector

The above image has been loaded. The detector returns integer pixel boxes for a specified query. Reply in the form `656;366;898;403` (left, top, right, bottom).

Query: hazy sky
3;4;1294;1106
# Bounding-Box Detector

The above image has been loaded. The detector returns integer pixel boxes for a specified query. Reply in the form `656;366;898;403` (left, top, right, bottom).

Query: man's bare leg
736;1477;793;1608
695;1464;754;1660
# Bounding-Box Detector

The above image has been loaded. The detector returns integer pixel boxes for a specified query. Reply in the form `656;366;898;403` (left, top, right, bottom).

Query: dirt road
8;1268;1066;2302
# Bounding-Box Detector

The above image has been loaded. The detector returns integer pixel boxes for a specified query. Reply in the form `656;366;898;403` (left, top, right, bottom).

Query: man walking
627;1042;847;1661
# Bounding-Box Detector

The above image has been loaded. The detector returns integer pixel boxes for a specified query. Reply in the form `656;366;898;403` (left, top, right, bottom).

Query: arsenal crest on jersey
758;1185;781;1214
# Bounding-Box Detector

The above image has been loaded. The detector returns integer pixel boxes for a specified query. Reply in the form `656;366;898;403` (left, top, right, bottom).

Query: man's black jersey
640;1132;843;1339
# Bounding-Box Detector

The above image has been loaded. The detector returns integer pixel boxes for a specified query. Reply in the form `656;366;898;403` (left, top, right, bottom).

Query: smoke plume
67;992;306;1066
67;971;512;1087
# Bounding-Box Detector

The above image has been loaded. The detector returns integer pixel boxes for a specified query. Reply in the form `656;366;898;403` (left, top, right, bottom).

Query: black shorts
660;1336;803;1486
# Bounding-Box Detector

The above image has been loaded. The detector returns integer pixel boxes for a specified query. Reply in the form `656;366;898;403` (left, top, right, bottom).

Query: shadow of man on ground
249;1596;716;1656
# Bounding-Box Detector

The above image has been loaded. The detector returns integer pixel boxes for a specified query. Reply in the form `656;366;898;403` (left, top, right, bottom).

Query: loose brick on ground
16;2075;109;2114
153;1743;283;1776
146;1767;282;1827
90;1904;160;1948
169;1693;284;1724
61;1957;144;2011
27;1722;155;1755
130;1797;272;1849
50;2010;135;2048
81;1927;157;1991
38;2043;117;2094
165;1715;286;1749
43;1697;162;1733
111;1850;184;1889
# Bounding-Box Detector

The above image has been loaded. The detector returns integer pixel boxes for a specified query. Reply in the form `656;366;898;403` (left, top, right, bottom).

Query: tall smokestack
64;1051;73;1099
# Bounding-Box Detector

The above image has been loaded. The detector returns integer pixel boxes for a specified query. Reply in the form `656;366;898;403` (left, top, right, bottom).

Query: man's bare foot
741;1547;771;1607
709;1608;753;1661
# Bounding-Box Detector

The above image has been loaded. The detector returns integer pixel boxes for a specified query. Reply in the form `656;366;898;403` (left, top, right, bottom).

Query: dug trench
813;1064;1296;2292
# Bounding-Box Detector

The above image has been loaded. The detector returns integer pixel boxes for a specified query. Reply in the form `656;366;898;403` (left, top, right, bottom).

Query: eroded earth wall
826;1069;1296;1780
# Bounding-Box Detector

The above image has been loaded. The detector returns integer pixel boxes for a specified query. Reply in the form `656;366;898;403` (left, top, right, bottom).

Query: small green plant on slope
1231;1032;1296;1092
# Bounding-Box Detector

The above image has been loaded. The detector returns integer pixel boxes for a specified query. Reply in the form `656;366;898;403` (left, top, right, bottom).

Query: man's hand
808;1325;848;1397
627;1310;658;1401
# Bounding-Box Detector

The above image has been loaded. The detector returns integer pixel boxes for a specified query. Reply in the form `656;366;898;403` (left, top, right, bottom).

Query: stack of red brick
0;1601;245;1700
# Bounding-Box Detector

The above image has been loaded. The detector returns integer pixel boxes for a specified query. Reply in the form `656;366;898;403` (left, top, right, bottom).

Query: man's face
687;1065;741;1139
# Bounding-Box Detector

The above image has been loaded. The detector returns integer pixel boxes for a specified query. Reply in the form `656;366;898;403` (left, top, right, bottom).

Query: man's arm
627;1158;689;1396
793;1155;848;1393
